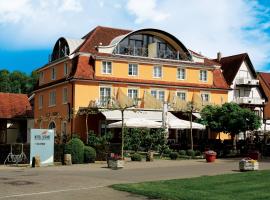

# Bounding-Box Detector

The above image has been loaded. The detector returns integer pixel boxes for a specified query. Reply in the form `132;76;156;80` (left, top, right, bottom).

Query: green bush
195;150;202;156
131;153;142;161
169;152;179;160
163;147;172;155
179;150;186;156
65;138;84;164
84;146;96;163
186;149;195;157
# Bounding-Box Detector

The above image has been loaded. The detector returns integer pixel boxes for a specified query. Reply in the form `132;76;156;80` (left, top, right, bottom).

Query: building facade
34;26;229;143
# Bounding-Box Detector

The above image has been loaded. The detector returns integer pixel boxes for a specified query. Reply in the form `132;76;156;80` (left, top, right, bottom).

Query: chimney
217;52;222;61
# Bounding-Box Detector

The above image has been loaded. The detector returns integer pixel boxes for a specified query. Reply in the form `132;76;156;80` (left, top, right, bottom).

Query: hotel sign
30;129;54;166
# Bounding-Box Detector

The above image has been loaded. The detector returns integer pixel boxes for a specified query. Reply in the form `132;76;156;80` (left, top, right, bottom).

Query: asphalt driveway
1;159;270;200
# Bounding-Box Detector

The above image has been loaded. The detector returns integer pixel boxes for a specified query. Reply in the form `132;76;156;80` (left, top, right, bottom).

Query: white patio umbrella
107;118;162;129
168;118;205;130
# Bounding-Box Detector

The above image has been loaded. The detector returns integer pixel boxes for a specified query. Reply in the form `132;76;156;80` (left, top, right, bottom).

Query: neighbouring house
34;26;230;146
0;93;33;144
213;53;267;138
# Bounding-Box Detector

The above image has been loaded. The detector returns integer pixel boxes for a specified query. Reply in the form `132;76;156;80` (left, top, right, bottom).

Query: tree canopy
200;103;261;136
0;69;38;94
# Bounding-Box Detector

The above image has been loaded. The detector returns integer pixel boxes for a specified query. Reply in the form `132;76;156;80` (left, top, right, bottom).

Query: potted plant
239;157;259;171
107;153;124;169
205;150;217;162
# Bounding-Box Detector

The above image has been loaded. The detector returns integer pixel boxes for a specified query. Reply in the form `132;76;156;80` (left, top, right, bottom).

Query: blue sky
0;0;269;74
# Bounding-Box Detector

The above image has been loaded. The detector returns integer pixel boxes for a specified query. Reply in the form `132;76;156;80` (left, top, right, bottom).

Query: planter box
108;159;124;169
239;158;259;171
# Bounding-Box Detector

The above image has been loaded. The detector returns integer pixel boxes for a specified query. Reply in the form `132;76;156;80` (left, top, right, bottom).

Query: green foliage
169;152;179;160
0;69;38;94
179;150;186;156
130;153;142;161
84;146;96;163
87;132;113;160
142;128;168;152
163;147;172;155
195;150;202;156
124;128;144;152
65;138;84;164
186;149;195;157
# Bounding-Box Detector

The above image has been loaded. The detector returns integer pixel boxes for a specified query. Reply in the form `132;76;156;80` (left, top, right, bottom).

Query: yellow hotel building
34;26;229;144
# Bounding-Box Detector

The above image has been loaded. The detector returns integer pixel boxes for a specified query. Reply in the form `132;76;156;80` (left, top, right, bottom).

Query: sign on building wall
30;129;54;166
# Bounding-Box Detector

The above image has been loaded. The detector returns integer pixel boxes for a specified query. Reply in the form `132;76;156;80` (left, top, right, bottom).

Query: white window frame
64;62;68;76
62;87;68;104
176;90;187;101
201;92;210;102
102;61;112;74
49;90;56;107
127;88;139;105
153;66;162;78
38;95;43;109
151;89;165;102
99;86;112;107
51;67;56;80
128;63;138;76
200;70;208;82
177;68;186;80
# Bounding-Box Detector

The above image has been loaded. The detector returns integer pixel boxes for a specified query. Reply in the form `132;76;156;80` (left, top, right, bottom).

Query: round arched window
48;121;56;130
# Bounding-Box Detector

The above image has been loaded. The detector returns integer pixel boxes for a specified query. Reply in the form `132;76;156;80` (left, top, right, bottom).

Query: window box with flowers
107;153;124;169
205;150;217;162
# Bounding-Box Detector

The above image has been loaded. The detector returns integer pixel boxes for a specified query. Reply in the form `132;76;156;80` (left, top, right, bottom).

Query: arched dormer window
103;29;192;61
50;37;84;62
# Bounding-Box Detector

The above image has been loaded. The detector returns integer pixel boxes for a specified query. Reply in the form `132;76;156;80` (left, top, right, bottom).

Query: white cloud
127;0;170;24
0;0;269;70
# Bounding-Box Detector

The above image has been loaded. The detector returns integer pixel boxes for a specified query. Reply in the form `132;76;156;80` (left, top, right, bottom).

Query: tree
124;128;144;152
200;103;261;150
0;70;10;92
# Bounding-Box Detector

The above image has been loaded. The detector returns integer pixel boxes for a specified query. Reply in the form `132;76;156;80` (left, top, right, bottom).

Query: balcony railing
233;97;265;105
235;77;259;86
114;45;181;60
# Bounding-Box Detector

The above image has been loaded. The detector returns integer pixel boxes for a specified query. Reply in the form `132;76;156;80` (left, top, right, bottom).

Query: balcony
235;77;259;86
233;97;265;105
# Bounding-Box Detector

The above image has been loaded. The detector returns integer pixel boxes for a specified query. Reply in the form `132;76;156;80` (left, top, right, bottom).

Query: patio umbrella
107;118;162;129
168;118;205;130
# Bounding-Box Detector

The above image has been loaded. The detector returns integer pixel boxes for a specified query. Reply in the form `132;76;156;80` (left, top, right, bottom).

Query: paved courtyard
1;159;270;200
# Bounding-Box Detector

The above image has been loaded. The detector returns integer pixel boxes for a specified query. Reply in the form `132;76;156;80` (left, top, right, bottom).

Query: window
48;121;56;130
151;90;165;102
153;66;162;78
201;93;210;102
177;68;186;80
128;89;138;104
102;61;112;74
100;87;111;106
49;91;56;106
128;64;138;76
39;72;44;83
176;91;186;101
51;67;56;80
38;95;43;109
64;62;68;76
62;88;68;104
200;70;207;82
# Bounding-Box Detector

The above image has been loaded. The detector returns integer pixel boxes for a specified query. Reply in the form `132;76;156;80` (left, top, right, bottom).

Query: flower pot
108;159;124;169
146;151;154;162
206;154;216;162
239;158;259;171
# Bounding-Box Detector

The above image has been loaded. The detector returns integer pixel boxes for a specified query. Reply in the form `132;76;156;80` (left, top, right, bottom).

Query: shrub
84;146;96;163
186;149;195;157
195;150;202;156
169;152;179;160
131;153;142;161
65;138;84;164
163;147;172;155
179;150;186;156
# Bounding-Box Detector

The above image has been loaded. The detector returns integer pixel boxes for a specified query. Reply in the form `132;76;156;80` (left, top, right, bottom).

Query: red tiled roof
0;93;32;119
258;72;270;89
213;53;256;85
77;26;131;54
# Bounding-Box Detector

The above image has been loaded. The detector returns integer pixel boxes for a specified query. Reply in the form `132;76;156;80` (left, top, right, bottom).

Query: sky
0;0;270;74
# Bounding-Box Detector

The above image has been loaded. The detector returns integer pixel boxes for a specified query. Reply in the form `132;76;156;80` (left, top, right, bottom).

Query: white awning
108;118;162;129
192;112;201;119
102;110;205;130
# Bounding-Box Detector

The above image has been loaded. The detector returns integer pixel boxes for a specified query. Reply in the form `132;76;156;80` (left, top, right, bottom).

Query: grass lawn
112;170;270;200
